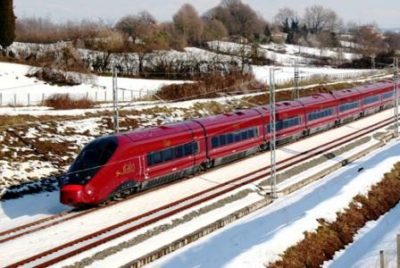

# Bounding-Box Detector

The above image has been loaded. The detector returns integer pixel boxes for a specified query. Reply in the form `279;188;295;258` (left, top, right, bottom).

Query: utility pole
269;68;277;199
112;66;120;133
394;57;399;137
293;61;300;100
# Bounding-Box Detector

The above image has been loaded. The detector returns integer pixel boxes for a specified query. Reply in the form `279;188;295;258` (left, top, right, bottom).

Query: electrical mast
269;69;277;199
113;66;120;133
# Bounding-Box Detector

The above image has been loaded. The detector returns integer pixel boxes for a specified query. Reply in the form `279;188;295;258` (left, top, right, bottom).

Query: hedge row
268;162;400;268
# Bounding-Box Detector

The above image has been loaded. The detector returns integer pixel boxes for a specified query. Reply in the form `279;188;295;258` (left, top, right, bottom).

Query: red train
60;81;397;206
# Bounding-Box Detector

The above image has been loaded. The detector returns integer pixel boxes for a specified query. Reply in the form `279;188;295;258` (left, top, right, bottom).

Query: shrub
268;162;400;268
156;72;264;101
43;94;95;110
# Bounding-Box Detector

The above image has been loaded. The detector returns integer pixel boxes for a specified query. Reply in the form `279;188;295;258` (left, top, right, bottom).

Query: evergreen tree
0;0;16;50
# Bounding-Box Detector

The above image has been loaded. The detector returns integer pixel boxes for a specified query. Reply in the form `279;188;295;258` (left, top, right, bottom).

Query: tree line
2;0;400;64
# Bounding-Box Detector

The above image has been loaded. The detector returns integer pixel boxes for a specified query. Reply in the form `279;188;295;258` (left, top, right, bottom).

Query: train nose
60;185;85;206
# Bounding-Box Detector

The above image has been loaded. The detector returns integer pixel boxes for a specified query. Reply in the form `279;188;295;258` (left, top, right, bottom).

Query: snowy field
0;62;189;106
148;141;400;268
325;203;400;268
208;41;361;65
0;61;377;107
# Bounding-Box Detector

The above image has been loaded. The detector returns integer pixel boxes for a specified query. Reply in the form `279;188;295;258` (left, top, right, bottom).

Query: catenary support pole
394;58;399;137
113;66;119;133
269;69;277;199
293;61;300;100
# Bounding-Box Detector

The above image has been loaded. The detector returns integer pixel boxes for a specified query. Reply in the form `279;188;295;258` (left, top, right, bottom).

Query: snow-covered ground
208;41;361;66
251;65;373;84
325;203;400;268
0;62;189;106
0;61;377;107
149;140;400;268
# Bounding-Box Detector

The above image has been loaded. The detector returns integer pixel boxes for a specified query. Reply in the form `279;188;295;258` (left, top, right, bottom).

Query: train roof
193;109;261;127
122;121;197;142
258;100;303;112
329;87;361;99
355;82;392;94
297;93;336;106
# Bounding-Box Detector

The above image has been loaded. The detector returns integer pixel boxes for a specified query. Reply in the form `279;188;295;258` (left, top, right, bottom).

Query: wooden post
397;234;400;268
380;250;385;268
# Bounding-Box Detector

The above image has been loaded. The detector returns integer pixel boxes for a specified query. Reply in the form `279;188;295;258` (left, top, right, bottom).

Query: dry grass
268;162;400;268
155;72;264;101
43;94;95;110
245;82;358;107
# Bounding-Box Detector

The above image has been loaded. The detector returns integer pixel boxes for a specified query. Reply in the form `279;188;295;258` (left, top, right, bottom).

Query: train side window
184;143;193;156
162;148;174;162
192;142;199;154
234;132;241;142
383;92;394;99
211;137;219;148
248;129;254;138
241;130;248;140
219;135;227;146
175;145;184;159
227;133;234;144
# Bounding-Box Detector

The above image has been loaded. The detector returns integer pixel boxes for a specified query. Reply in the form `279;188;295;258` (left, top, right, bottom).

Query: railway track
4;115;395;268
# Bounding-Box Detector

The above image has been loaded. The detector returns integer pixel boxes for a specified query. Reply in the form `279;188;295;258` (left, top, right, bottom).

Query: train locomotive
60;81;396;206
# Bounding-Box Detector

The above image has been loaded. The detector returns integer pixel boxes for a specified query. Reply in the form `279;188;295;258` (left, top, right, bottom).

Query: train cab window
65;136;118;185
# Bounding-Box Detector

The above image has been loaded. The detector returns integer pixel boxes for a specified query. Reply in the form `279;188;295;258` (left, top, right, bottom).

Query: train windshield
63;136;118;185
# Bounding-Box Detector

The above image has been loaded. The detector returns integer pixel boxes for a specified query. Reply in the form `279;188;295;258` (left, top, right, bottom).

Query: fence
378;234;400;268
0;70;386;107
0;88;153;107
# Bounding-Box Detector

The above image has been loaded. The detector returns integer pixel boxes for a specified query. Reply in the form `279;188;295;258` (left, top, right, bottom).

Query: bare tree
303;5;341;34
202;19;228;41
385;32;400;52
206;0;266;40
274;7;298;30
355;25;386;57
173;4;204;45
115;11;157;42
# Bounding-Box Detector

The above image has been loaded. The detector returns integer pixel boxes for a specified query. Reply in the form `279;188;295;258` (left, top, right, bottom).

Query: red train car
330;88;363;124
194;110;265;166
259;100;306;144
60;80;398;206
298;93;338;135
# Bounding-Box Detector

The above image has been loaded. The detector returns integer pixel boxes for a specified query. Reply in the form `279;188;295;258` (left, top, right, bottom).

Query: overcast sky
14;0;400;29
